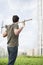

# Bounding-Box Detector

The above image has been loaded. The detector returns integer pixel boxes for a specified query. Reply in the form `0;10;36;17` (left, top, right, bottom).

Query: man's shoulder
5;23;18;29
5;24;12;29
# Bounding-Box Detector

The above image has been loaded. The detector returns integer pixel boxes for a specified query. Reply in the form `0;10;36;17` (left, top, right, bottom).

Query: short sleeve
13;24;19;29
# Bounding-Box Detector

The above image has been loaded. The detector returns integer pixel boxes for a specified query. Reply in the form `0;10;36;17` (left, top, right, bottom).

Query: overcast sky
0;0;38;52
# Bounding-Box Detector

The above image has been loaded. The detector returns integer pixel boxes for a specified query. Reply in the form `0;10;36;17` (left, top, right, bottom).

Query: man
2;15;25;65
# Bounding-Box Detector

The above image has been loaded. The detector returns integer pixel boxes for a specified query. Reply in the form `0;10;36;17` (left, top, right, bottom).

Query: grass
0;56;43;65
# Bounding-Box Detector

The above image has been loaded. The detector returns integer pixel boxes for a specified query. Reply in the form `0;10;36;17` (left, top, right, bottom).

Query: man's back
6;24;19;47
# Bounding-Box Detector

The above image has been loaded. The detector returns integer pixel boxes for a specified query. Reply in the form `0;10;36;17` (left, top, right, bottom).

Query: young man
2;15;25;65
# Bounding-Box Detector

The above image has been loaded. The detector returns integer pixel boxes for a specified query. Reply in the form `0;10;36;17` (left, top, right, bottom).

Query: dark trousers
7;46;18;65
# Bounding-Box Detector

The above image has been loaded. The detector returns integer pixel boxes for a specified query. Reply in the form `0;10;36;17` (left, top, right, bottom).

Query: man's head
12;15;19;23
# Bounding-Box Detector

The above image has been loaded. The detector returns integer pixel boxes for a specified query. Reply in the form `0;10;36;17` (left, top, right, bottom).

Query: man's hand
2;31;7;37
22;20;25;28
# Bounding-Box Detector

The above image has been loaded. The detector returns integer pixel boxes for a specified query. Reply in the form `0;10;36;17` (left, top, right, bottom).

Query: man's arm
2;31;7;37
14;22;25;36
14;27;23;35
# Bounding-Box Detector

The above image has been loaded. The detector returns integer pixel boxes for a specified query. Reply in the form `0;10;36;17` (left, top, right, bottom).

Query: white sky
0;0;38;52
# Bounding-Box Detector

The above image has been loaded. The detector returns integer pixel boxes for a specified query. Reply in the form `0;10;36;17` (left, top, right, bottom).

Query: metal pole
1;21;4;33
41;0;42;56
1;18;32;28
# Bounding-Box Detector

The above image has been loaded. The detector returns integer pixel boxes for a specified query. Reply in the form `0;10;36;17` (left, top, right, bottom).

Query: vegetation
0;56;43;65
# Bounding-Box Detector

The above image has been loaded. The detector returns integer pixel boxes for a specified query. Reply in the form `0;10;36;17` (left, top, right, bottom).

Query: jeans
7;46;18;65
